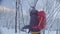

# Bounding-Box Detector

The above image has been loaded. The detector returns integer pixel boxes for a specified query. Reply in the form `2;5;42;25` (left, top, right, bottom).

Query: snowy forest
0;0;60;34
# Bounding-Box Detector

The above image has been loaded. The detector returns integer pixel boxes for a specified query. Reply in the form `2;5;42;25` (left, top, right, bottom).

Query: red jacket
33;11;46;31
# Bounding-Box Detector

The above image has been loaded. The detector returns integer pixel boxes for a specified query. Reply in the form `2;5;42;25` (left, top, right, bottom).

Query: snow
0;27;57;34
0;27;31;34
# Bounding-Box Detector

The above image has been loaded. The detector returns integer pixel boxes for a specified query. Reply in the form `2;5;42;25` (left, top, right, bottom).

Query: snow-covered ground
0;27;32;34
0;27;56;34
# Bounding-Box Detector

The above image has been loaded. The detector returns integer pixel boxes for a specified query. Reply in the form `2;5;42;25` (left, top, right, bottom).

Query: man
22;7;38;33
22;8;46;34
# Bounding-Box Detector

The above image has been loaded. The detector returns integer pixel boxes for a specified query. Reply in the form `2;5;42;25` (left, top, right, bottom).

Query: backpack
32;11;46;31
